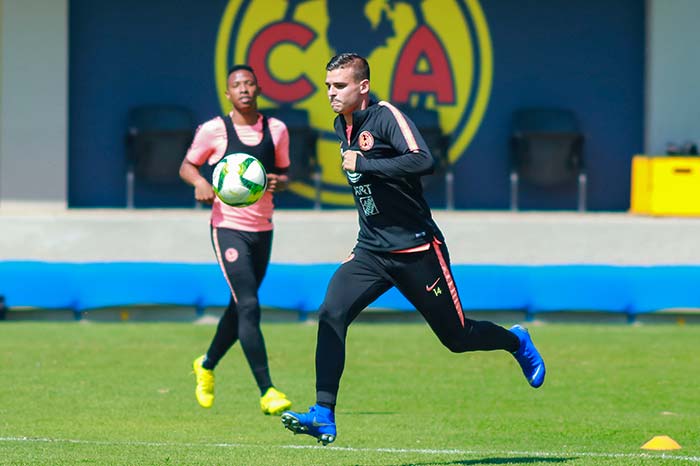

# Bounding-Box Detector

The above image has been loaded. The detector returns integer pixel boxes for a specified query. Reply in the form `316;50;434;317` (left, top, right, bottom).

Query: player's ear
359;79;370;95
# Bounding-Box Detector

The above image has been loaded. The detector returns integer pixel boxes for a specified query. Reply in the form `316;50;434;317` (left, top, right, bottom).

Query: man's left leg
392;240;545;387
281;249;392;444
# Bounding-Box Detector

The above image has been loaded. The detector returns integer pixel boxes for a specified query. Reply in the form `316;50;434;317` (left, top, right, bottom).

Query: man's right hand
342;150;362;172
194;178;215;204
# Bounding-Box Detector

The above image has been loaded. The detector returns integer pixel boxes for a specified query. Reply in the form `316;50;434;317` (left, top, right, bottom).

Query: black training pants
206;227;273;392
315;239;519;406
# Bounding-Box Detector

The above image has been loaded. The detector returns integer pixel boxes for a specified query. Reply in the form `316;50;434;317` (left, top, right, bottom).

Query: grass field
1;320;699;465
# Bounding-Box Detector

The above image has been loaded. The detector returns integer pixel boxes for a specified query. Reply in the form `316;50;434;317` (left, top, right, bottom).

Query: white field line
1;436;698;463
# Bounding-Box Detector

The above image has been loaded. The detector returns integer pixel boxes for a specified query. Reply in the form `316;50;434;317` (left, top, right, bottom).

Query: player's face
225;69;260;112
325;66;369;116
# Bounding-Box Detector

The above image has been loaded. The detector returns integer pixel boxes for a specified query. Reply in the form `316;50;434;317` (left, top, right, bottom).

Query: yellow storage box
631;155;700;216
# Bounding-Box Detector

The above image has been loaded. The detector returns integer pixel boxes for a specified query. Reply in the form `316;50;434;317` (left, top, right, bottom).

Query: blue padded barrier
75;263;222;312
456;266;532;311
196;263;233;308
258;263;335;313
2;261;700;319
627;266;700;314
523;265;633;313
0;261;80;311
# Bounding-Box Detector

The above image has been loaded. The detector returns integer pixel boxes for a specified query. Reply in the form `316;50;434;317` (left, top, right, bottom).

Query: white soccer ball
212;153;267;207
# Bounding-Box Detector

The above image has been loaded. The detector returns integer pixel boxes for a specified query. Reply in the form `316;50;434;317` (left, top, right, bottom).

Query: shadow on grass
340;411;399;415
397;457;574;465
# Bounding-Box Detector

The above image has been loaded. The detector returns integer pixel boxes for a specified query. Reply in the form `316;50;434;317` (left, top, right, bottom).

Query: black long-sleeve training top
333;99;445;252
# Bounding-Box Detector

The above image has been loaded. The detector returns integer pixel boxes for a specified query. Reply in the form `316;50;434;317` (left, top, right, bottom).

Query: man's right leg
193;295;238;408
282;249;391;444
316;251;391;409
192;227;246;408
203;297;239;369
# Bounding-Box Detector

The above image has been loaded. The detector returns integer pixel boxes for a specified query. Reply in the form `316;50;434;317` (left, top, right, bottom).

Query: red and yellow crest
216;0;492;206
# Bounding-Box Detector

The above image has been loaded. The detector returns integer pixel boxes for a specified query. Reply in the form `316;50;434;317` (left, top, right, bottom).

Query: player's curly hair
326;53;369;83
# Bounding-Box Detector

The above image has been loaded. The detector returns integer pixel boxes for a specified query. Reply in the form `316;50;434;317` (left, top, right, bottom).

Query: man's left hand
266;173;289;192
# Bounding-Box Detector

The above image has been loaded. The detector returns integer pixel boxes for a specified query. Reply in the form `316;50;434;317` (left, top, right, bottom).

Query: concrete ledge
2;209;700;264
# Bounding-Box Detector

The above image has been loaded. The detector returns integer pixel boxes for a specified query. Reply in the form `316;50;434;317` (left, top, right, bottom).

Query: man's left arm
269;117;290;192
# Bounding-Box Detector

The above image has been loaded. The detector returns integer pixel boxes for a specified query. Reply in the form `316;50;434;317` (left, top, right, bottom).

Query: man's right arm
179;159;215;204
179;121;218;204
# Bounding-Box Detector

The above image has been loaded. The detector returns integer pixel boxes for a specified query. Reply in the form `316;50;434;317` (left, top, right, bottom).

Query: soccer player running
280;53;545;444
179;64;293;415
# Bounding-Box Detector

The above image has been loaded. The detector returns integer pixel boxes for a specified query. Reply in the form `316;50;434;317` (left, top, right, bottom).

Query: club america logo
215;0;493;206
358;131;374;151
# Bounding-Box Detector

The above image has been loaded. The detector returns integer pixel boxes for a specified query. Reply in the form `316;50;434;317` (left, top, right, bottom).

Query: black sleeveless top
222;114;280;174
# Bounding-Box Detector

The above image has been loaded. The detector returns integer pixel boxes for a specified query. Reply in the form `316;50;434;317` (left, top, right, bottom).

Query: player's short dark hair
326;53;370;82
227;64;257;81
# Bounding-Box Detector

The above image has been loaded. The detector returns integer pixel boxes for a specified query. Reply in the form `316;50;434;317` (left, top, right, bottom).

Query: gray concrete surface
2;208;700;265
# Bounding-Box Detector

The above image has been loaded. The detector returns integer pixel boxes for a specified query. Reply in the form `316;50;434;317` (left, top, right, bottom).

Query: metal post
578;172;587;212
445;167;454;211
313;170;322;210
126;168;135;209
510;171;519;211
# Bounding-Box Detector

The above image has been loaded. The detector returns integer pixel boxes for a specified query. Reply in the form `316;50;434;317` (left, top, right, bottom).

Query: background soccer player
281;53;545;444
179;64;293;415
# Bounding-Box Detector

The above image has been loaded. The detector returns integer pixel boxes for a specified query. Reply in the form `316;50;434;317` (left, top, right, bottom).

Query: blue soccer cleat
509;325;546;388
280;404;336;445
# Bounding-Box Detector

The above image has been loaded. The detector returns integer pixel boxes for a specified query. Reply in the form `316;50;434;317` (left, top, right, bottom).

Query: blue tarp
2;261;700;317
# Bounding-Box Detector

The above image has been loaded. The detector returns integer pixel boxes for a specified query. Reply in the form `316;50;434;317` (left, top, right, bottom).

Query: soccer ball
212;153;267;207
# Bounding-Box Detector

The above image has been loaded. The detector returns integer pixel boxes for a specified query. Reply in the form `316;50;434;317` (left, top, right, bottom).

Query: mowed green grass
0;320;698;465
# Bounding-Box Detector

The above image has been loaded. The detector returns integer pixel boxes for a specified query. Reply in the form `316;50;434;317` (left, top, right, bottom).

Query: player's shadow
340;411;398;415
397;457;574;465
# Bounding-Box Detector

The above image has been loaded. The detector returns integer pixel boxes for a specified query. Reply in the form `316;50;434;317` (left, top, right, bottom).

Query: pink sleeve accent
378;101;419;151
185;117;227;166
431;238;465;327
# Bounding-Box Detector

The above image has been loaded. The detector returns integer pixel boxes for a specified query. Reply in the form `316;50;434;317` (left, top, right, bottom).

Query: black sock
201;355;215;371
260;385;272;396
318;401;335;413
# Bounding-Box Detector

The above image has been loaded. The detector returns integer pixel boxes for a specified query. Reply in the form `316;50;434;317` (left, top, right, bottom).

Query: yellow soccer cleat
192;356;214;408
260;387;292;415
